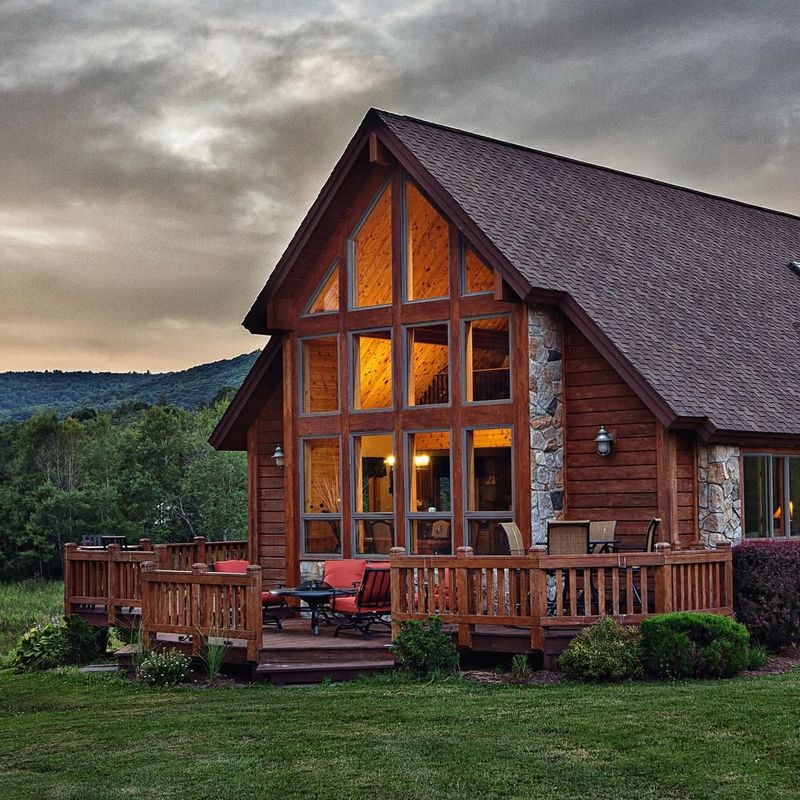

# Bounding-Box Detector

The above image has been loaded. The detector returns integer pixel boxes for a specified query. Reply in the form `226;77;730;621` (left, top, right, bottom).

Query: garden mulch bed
742;646;800;678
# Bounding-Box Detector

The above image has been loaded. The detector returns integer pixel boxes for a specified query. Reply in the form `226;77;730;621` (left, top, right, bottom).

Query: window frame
402;320;451;409
299;434;343;558
301;258;340;317
742;452;800;539
297;333;340;417
460;240;494;297
350;431;396;559
462;312;513;406
348;178;393;311
349;327;394;413
463;425;515;551
401;174;450;305
404;428;454;555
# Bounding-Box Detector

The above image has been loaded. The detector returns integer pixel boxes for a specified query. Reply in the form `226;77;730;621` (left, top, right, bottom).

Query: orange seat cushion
333;596;391;615
262;591;285;606
213;559;249;574
323;559;366;589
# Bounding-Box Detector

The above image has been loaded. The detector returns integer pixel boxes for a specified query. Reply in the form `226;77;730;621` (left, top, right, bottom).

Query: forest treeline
0;400;246;579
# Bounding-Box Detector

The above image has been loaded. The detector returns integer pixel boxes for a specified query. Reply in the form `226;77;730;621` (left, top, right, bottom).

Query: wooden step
259;641;393;665
256;659;396;685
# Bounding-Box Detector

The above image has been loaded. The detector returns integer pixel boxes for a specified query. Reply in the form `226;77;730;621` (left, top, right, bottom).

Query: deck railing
154;536;249;571
389;542;733;648
140;562;262;662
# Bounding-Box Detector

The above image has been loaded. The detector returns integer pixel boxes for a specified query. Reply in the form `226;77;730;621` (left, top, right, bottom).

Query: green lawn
0;579;63;659
0;669;798;800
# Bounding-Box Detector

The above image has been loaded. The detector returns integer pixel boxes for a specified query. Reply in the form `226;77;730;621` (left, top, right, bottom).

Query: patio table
276;583;357;636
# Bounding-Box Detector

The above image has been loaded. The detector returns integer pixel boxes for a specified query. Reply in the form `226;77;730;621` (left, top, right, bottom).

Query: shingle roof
376;110;800;438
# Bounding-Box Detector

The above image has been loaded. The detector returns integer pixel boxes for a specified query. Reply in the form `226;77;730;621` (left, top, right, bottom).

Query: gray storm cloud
1;0;798;371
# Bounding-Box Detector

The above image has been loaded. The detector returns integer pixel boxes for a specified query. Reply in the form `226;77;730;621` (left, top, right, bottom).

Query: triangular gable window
305;262;339;315
462;244;494;295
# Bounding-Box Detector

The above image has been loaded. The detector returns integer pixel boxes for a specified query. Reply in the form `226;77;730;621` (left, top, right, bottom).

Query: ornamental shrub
62;614;101;665
392;616;459;677
138;648;190;687
559;618;643;682
640;612;750;679
10;621;66;672
733;540;800;649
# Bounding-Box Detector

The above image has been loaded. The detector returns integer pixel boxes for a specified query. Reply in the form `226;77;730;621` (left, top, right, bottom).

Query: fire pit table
276;582;357;636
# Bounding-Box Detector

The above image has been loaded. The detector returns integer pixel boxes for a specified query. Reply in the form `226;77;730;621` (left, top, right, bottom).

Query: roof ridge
373;108;800;225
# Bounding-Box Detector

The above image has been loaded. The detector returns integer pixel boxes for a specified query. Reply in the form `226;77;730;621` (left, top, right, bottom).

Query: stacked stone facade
698;444;742;545
528;305;565;544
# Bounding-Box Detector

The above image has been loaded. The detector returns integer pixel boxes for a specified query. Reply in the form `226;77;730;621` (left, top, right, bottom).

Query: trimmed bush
559;618;643;682
733;540;800;649
138;648;190;687
62;614;101;665
392;616;459;677
641;612;750;679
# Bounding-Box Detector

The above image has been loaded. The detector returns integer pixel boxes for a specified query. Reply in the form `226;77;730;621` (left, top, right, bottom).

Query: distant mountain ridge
0;351;260;421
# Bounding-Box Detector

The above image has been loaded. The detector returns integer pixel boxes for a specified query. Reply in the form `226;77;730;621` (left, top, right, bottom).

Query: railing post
389;547;405;640
154;543;169;570
246;564;262;662
715;540;733;611
138;538;152;552
107;544;121;626
64;543;77;617
528;545;547;650
654;542;673;613
191;563;208;656
140;560;157;651
193;536;206;566
456;546;473;648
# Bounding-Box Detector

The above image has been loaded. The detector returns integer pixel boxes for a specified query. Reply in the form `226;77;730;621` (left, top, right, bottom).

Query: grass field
1;668;798;800
0;579;63;659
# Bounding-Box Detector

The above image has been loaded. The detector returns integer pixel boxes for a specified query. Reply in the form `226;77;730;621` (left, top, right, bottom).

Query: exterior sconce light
594;426;614;457
272;444;285;468
414;454;431;468
384;455;396;467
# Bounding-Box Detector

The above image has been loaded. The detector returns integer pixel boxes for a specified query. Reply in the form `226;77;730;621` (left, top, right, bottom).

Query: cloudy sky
1;0;798;373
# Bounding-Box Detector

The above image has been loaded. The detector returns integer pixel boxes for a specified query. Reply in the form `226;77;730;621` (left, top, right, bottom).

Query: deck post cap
191;562;209;573
456;546;474;557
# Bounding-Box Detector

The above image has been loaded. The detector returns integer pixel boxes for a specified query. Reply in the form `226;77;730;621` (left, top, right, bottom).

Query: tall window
352;433;395;555
407;430;452;555
302;437;341;555
300;335;338;413
743;454;800;539
352;330;393;410
351;183;392;308
465;427;513;554
464;315;511;402
406;323;449;406
404;180;449;301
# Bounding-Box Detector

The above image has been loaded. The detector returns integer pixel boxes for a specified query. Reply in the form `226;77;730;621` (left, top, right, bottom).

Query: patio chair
212;559;288;630
324;559;368;619
500;521;525;555
546;520;590;615
589;520;618;553
628;518;660;552
369;521;393;555
333;563;392;637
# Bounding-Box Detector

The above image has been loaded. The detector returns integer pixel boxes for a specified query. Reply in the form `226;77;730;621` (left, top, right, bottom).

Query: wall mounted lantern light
272;443;285;468
594;426;614;457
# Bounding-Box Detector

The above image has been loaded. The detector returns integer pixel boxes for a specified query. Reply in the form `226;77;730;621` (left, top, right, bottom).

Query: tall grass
0;580;63;659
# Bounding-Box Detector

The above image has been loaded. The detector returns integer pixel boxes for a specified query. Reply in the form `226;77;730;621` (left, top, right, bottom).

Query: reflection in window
407;430;452;555
467;519;514;554
463;245;494;294
467;428;513;512
352;330;392;410
306;262;339;314
789;458;800;537
743;454;800;539
300;336;338;413
405;181;449;301
352;433;395;556
406;323;449;406
464;316;511;402
351;184;392;308
743;455;769;539
302;437;341;554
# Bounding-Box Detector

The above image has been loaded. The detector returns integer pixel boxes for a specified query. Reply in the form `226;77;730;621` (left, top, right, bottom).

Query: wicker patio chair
589;520;618;553
500;521;525;555
546;520;590;554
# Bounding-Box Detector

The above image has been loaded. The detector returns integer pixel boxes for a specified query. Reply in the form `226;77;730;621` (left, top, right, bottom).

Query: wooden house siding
563;321;660;549
249;385;287;587
676;431;699;545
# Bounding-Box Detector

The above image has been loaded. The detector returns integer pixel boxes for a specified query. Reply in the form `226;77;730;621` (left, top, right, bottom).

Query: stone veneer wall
698;444;742;545
528;305;565;544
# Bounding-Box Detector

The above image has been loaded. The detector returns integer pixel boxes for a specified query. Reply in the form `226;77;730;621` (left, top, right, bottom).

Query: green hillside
0;351;260;420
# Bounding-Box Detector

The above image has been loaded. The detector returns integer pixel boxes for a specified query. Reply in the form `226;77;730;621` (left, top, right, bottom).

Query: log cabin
210;108;800;587
65;109;798;675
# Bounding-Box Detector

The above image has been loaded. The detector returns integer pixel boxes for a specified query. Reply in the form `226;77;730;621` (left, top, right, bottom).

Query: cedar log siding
563;321;699;549
249;386;287;587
